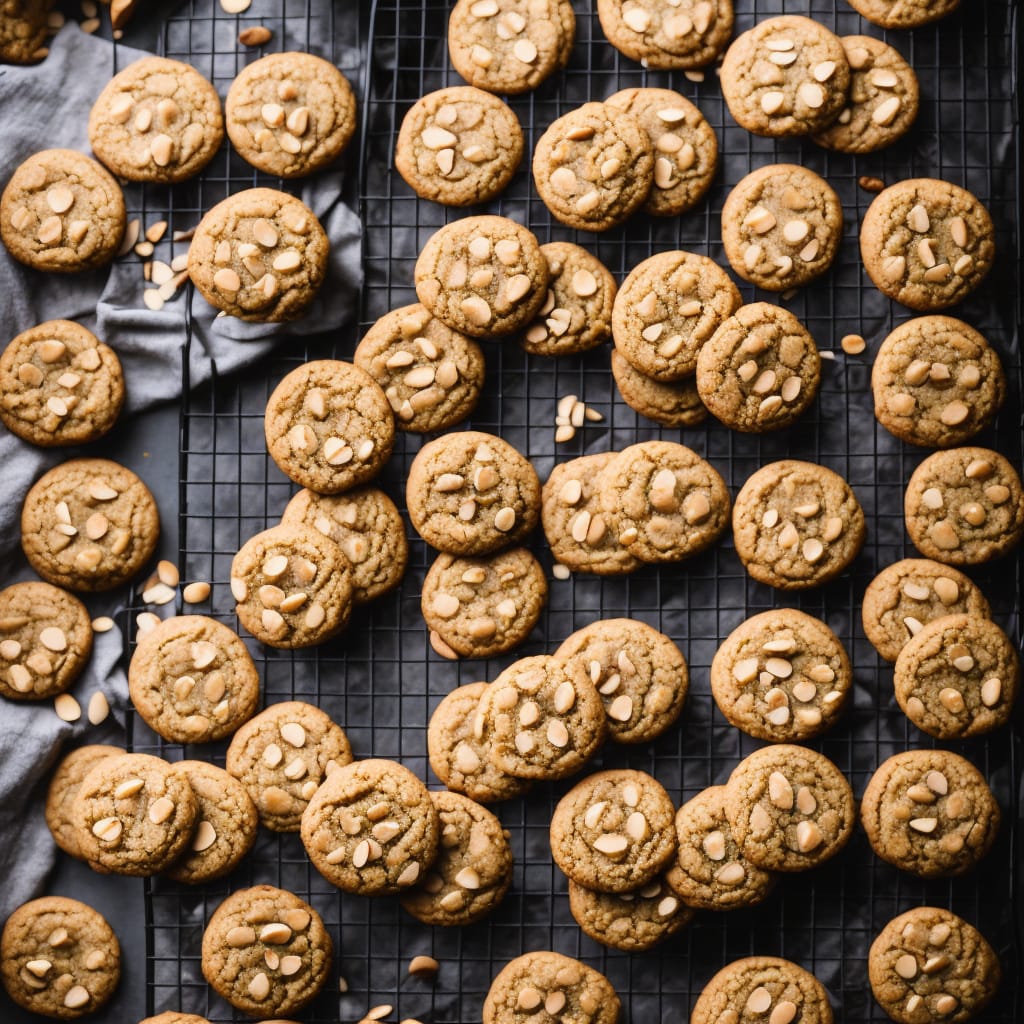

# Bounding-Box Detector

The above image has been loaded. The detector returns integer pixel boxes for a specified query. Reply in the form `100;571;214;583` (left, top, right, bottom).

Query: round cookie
721;164;843;291
230;523;354;649
187;188;329;322
732;459;866;590
871;317;1005;449
395;86;522;206
554;617;688;744
612;250;742;381
353;303;485;433
605;88;718;217
860;749;1000;879
893;613;1019;739
668;786;776;911
521;242;617;356
0;320;124;447
428;682;531;803
447;0;575;95
201;886;331;1019
128;615;259;744
724;744;856;872
868;907;999;1024
225;52;356;178
597;0;733;70
88;57;223;183
813;36;919;154
300;758;440;895
406;430;541;556
903;447;1024;565
264;360;394;495
45;745;124;859
696;302;821;431
847;0;961;29
400;790;512;926
532;102;654;232
0;149;125;272
138;1015;211;1024
482;951;621;1024
860;179;995;312
691;957;834;1024
281;486;408;603
550;769;677;893
479;654;607;780
710;608;852;742
1;896;120;1020
166;760;259;885
0;581;92;701
861;558;991;663
0;0;50;64
720;16;850;137
611;350;707;427
21;458;160;593
72;752;199;876
422;547;547;659
225;700;353;832
597;440;731;564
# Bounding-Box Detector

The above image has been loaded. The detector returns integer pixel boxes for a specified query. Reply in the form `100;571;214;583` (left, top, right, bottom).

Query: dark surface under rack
111;0;1024;1021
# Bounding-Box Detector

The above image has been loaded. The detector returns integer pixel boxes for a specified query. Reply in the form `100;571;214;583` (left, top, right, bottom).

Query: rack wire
117;0;1024;1020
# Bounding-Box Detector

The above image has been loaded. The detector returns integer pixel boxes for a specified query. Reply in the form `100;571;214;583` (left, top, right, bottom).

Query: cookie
668;786;776;911
860;179;995;311
710;608;852;742
406;430;541;556
860;750;1000;878
300;758;440;895
550;769;677;893
696;302;821;431
532;102;654;232
813;36;919;154
605;88;718;216
721;163;843;291
138;1015;210;1024
1;896;120;1020
846;0;961;29
281;486;408;603
868;907;999;1024
597;440;731;564
0;0;50;64
265;359;394;495
400;790;512;925
554;617;688;744
201;885;331;1019
732;459;866;590
610;350;707;428
480;654;607;780
395;86;522;206
187;187;329;322
72;752;199;877
21;458;160;593
165;760;259;885
45;744;123;859
225;700;353;832
861;558;991;662
88;57;223;183
521;242;617;356
691;957;833;1024
230;524;354;648
724;744;856;872
414;215;549;338
893;612;1019;738
0;320;124;447
611;250;742;381
872;317;1005;449
0;149;125;272
482;951;621;1024
597;0;733;70
0;581;92;701
225;52;356;178
447;0;575;95
422;547;547;659
903;447;1024;564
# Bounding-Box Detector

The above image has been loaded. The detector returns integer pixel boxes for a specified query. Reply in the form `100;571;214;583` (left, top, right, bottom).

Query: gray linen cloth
0;21;362;919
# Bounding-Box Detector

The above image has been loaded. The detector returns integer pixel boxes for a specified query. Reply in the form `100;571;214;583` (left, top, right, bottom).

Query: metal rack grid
121;0;1022;1021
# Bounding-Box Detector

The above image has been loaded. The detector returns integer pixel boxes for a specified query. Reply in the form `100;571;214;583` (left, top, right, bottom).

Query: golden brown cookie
597;0;734;70
45;744;124;859
610;350;707;428
691;957;833;1024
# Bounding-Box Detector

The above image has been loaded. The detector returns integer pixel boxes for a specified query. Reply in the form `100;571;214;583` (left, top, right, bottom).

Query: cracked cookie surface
597;0;733;70
611;349;707;427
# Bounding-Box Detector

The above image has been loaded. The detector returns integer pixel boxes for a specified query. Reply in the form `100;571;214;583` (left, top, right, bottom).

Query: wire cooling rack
117;0;1023;1020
